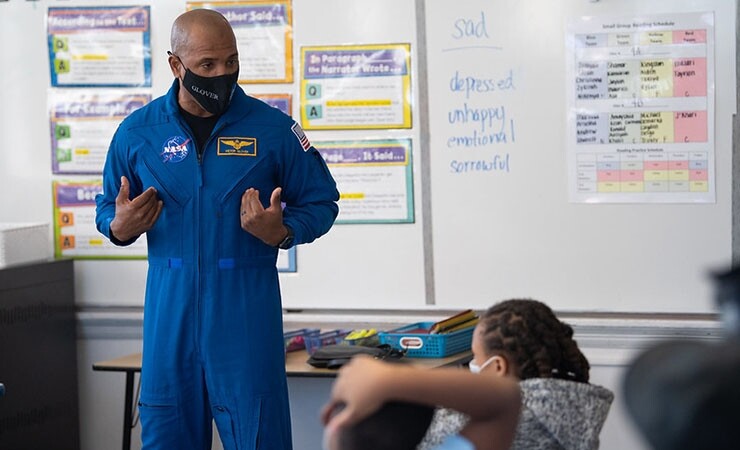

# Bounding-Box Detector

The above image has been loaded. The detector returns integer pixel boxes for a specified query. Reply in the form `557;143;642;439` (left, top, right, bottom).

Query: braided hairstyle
478;299;590;383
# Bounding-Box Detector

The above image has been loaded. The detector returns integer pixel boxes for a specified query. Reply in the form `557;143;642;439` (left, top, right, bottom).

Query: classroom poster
566;12;715;203
316;139;414;223
49;91;150;174
300;44;412;129
189;1;293;83
47;6;151;87
251;93;292;115
53;180;148;258
248;93;297;271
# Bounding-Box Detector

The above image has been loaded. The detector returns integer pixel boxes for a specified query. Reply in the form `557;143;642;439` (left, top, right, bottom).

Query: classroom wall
0;0;428;310
1;0;735;313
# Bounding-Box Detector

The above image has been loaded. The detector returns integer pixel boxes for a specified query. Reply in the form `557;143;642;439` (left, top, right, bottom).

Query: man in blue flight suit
95;8;339;449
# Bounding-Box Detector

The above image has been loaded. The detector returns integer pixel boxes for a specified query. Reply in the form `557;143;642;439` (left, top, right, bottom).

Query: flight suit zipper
174;115;204;359
194;119;228;359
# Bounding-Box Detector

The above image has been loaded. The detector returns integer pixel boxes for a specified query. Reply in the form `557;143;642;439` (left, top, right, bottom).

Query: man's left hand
240;187;288;246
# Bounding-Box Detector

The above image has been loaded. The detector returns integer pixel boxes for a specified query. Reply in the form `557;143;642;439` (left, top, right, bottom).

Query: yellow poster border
188;0;293;84
300;43;412;130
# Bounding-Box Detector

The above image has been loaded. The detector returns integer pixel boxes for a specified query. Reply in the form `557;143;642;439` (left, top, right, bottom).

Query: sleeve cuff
106;217;139;247
434;434;475;450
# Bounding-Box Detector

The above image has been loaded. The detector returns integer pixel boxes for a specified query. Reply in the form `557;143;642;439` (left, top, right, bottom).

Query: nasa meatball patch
161;136;191;163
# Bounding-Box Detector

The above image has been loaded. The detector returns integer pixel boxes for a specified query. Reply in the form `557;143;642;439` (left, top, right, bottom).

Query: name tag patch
218;137;257;156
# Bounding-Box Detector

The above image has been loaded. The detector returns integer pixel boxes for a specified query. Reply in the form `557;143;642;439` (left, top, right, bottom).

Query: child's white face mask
322;429;330;450
468;355;497;374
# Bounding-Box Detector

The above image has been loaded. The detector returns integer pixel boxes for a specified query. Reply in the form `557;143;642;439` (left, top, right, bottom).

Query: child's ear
490;355;509;377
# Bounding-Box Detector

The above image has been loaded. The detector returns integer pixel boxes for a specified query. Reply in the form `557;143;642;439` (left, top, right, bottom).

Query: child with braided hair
418;298;614;450
320;299;611;450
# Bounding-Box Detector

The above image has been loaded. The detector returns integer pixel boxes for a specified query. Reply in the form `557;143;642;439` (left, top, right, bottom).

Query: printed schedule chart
576;151;709;194
567;13;714;203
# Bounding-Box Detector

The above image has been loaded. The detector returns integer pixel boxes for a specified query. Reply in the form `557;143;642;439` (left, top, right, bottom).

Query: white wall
0;0;428;310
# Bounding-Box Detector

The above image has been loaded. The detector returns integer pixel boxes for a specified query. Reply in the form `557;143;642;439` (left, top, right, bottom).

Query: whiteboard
0;0;735;313
426;0;735;313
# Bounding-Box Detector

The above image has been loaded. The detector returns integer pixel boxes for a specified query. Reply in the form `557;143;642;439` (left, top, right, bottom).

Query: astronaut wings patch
291;122;311;151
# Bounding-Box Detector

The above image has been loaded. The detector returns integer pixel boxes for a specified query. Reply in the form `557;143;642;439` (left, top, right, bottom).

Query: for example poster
316;139;414;223
47;6;152;87
300;44;412;129
189;1;293;83
49;91;150;174
566;12;715;203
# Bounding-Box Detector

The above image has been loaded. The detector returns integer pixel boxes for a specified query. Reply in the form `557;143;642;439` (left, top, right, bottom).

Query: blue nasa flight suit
96;80;339;450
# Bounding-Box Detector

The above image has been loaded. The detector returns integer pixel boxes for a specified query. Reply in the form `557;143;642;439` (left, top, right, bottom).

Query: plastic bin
283;328;320;353
305;329;352;355
379;322;474;358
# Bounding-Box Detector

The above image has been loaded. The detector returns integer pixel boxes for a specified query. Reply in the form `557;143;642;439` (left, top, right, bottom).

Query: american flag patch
291;122;311;151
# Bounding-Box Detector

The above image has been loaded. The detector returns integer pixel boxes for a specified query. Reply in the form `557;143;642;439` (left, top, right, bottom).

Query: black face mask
170;52;239;116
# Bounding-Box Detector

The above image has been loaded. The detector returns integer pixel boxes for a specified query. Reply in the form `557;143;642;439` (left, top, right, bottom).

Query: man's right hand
109;176;163;242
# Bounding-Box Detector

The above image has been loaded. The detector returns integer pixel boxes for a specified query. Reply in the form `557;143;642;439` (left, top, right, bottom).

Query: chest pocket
138;149;193;256
213;155;272;207
140;153;192;208
210;155;278;259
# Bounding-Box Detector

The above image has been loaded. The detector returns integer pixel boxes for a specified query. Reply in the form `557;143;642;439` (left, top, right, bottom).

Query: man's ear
167;52;182;78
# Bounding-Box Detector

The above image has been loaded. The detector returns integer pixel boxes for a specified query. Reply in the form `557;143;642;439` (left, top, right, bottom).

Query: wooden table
93;349;472;450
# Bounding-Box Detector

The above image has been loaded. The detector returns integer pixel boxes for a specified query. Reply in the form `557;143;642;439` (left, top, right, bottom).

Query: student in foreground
321;355;522;450
419;299;614;450
324;300;614;450
623;266;740;450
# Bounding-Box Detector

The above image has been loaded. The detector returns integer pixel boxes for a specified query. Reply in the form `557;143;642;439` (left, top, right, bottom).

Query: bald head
171;9;235;57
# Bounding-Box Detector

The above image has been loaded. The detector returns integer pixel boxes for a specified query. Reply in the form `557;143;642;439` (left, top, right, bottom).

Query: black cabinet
0;259;79;450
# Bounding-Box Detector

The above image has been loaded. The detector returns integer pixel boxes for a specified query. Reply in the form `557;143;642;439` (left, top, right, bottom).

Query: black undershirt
179;107;219;160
